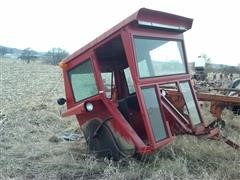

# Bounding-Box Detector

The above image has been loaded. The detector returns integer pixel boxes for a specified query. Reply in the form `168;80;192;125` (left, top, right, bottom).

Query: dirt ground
0;59;240;179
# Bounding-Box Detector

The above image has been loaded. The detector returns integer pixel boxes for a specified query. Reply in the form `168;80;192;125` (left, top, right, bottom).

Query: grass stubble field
0;58;239;180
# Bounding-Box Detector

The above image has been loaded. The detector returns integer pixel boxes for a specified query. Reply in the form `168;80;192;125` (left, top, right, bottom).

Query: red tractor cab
58;8;218;159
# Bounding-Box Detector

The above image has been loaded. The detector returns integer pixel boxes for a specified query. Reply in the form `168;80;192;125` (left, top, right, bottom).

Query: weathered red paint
60;8;217;156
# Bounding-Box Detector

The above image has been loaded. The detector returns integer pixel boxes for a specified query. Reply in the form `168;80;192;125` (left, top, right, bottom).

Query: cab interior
95;35;148;143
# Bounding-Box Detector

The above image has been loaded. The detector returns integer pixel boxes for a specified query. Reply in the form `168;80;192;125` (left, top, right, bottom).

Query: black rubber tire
84;120;121;161
232;106;240;115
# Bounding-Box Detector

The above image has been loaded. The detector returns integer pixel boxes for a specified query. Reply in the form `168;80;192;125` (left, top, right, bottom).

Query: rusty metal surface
196;92;240;105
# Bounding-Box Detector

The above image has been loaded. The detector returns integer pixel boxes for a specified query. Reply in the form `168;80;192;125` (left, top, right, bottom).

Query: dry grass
0;58;239;179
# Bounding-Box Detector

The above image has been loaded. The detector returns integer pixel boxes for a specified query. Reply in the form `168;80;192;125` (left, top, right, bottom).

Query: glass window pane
124;67;135;94
179;82;201;125
69;60;98;102
134;37;186;78
142;87;167;142
101;72;113;98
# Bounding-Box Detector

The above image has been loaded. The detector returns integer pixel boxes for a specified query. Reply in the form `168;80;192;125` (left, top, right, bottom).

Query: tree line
0;46;69;65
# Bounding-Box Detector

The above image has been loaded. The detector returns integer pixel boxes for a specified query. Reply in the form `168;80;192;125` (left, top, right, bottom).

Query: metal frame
59;8;239;158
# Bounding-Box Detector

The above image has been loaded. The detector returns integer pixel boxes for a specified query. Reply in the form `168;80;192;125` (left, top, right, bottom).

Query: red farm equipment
58;8;240;160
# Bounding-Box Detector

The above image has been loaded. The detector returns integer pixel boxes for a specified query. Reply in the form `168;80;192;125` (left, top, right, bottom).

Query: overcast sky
0;0;240;66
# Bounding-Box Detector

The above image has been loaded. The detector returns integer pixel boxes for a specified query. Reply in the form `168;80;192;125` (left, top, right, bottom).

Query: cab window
101;72;114;98
134;37;186;78
124;67;135;94
68;59;98;102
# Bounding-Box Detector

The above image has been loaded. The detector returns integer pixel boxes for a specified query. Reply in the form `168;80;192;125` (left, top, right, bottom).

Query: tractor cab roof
62;8;193;63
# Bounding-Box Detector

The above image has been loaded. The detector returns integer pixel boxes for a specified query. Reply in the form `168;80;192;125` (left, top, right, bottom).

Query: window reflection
134;37;186;78
69;60;98;102
142;87;167;141
179;82;201;125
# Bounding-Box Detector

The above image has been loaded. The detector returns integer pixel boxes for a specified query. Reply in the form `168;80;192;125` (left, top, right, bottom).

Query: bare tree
18;48;37;64
46;48;69;65
199;53;211;63
0;46;8;58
